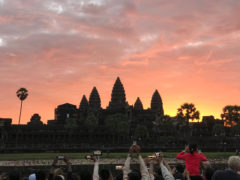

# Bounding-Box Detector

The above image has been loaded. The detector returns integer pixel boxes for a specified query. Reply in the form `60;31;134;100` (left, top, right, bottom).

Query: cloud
0;0;240;123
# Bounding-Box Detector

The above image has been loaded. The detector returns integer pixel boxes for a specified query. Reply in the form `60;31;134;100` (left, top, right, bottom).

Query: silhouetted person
79;171;92;180
8;170;20;180
36;171;46;180
99;169;113;180
176;144;208;180
212;156;240;180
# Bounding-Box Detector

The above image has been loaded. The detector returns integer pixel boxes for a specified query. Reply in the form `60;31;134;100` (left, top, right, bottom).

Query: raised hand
129;145;135;155
134;145;141;156
184;145;189;153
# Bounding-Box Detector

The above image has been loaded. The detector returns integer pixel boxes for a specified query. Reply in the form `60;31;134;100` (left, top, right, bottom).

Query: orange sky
0;0;239;124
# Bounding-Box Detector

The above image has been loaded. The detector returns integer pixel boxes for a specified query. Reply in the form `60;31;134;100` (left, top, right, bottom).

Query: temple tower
134;97;143;110
108;77;127;110
151;90;164;115
89;87;101;110
79;95;89;111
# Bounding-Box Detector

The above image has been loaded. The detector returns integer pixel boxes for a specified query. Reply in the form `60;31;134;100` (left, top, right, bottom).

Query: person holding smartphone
48;156;72;180
176;144;208;180
123;144;150;180
92;155;113;180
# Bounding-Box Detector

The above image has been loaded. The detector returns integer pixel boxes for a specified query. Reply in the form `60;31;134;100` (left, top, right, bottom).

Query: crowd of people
1;144;240;180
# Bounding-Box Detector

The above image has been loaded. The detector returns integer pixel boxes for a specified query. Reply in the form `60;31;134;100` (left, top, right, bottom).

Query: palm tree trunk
18;100;23;125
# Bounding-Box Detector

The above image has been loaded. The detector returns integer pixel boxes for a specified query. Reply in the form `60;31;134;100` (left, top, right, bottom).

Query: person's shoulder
211;170;225;180
213;169;225;176
213;169;240;180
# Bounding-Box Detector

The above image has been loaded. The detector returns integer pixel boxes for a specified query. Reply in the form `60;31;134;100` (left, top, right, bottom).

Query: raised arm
123;146;134;180
158;156;174;180
135;145;151;180
176;151;186;160
183;169;191;180
64;157;73;180
93;157;99;180
176;145;189;160
199;153;208;161
48;157;58;180
148;158;155;180
162;159;172;174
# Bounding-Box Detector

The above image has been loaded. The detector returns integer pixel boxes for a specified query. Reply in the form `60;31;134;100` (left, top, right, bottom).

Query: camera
57;156;65;160
93;150;102;156
115;165;123;170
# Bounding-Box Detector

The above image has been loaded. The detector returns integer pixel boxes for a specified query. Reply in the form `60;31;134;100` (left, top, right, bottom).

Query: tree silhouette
221;105;240;126
230;125;240;136
16;88;28;125
177;103;200;125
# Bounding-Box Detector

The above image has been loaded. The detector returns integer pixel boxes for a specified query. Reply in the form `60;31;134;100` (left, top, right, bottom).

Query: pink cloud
0;0;240;124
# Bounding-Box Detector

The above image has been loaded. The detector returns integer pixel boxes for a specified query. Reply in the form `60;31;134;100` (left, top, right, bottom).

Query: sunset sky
0;0;239;124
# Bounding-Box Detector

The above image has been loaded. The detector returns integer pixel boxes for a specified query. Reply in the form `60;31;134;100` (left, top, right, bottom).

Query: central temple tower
107;77;128;110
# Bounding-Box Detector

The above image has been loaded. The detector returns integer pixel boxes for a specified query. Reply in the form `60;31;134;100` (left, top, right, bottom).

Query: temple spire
79;95;88;111
134;97;143;110
89;87;101;110
108;77;127;109
151;90;164;115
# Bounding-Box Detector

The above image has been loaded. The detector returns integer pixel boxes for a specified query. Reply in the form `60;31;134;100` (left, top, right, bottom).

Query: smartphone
115;165;123;170
93;150;102;156
57;156;65;160
133;140;137;145
148;155;155;159
85;155;93;160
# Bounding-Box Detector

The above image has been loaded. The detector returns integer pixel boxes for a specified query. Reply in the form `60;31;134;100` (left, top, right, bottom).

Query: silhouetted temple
108;77;128;111
49;77;164;129
89;87;101;110
0;77;236;152
151;90;164;115
134;97;143;111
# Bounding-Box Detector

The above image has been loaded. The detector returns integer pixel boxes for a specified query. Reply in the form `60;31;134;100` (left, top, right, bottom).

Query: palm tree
221;105;240;126
16;88;28;125
177;103;200;125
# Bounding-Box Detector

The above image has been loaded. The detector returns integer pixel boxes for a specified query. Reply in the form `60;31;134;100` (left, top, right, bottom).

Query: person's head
204;168;215;180
54;175;64;180
79;171;92;180
228;156;240;172
8;170;20;180
28;174;36;180
53;168;63;177
99;169;112;180
36;171;46;180
175;164;184;174
115;171;123;180
173;164;185;180
128;170;141;180
189;144;198;154
154;175;164;180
